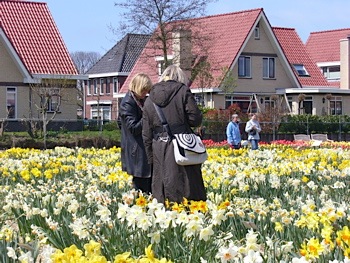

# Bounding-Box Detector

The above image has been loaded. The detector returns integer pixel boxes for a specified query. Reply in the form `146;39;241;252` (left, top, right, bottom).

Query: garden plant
0;139;349;262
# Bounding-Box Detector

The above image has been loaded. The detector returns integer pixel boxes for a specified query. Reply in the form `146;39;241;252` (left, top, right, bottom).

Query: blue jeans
250;139;259;150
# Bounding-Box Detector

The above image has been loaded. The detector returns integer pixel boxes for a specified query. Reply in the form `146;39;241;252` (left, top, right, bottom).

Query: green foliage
279;114;350;134
103;121;119;131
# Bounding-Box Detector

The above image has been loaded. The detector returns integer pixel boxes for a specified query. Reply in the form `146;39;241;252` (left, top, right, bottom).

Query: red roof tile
0;0;78;75
306;28;350;63
121;8;262;92
273;27;329;87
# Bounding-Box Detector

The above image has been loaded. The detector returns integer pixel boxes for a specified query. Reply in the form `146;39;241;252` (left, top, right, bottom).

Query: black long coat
119;91;150;178
142;80;206;203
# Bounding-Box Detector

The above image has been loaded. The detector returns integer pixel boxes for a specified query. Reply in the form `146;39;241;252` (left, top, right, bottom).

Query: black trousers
132;177;152;194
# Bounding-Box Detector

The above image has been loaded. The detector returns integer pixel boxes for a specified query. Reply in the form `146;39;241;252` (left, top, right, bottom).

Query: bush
279;114;350;134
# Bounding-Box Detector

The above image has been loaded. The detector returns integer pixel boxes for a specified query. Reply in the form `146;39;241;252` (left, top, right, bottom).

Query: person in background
226;114;242;149
119;73;152;193
142;65;206;204
245;113;261;150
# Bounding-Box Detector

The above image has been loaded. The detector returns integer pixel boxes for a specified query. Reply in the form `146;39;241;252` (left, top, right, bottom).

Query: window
157;60;173;76
6;87;16;119
238;56;251;78
264;96;275;110
303;96;313;114
49;89;60;112
156;56;173;76
322;66;340;81
225;95;256;113
106;78;111;94
293;64;309;76
330;96;342;115
48;94;60;112
254;25;260;39
86;80;91;96
194;94;204;106
113;77;119;93
100;78;105;94
91;105;111;120
263;57;275;79
287;96;293;112
93;79;98;94
42;89;60;112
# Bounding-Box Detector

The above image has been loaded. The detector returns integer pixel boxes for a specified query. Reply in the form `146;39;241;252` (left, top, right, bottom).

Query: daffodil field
0;140;350;263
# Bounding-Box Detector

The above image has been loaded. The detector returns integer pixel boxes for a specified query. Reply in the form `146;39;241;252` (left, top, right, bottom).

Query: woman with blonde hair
142;65;206;203
119;73;152;193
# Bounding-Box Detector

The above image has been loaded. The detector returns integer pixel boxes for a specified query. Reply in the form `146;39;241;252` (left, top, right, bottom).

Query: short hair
129;73;152;96
248;113;256;118
231;114;239;119
159;65;189;85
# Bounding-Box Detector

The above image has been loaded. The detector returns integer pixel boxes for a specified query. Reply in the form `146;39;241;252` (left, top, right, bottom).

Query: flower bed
0;143;350;262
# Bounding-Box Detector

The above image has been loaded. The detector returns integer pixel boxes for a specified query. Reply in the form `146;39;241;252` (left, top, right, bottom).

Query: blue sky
44;0;350;54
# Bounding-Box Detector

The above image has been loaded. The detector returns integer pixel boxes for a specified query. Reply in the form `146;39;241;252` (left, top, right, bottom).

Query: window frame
263;57;275;79
113;77;119;93
238;56;251;78
6;87;17;119
293;64;309;77
47;88;61;113
100;78;105;95
329;96;342;115
86;80;91;96
93;79;98;95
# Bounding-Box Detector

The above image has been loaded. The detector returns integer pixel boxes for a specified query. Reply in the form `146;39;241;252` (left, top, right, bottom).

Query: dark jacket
119;91;150;178
142;80;206;203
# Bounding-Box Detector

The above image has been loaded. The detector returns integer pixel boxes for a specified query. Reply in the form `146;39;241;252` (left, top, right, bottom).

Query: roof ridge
310;28;350;35
176;7;262;23
200;7;262;20
272;26;296;31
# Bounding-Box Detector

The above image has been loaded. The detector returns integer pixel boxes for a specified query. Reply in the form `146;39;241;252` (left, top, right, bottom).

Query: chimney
172;29;192;78
340;35;350;89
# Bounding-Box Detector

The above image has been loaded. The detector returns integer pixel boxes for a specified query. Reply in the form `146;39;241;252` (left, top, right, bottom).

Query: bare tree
70;51;101;74
218;66;236;100
70;51;101;115
25;78;76;149
114;0;217;68
191;58;213;107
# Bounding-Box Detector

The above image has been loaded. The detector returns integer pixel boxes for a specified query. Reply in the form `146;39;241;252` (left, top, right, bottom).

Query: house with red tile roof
120;8;350;116
84;33;150;120
0;0;84;130
306;28;350;115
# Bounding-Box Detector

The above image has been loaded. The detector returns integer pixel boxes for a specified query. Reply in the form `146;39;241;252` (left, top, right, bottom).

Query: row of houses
1;0;350;130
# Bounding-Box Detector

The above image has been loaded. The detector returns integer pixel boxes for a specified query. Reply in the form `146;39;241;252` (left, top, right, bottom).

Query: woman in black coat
142;65;206;203
119;73;152;193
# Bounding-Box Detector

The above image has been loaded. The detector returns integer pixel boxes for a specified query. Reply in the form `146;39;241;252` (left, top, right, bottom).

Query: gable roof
0;0;78;77
273;27;330;87
87;33;151;76
120;8;263;93
305;28;350;63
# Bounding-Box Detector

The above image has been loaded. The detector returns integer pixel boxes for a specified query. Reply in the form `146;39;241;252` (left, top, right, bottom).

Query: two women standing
120;66;207;204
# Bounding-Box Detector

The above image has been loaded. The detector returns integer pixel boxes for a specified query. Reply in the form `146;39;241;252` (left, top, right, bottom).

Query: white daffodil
7;247;17;259
243;250;263;263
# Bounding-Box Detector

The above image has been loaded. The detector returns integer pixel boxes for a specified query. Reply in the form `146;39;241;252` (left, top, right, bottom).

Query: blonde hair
159;65;189;86
129;73;152;96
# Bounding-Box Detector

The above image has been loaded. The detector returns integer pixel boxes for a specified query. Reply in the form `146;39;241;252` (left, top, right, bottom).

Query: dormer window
155;55;173;76
293;64;309;76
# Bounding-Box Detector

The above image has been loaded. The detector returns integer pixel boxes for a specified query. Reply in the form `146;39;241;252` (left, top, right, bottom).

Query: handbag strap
153;102;174;139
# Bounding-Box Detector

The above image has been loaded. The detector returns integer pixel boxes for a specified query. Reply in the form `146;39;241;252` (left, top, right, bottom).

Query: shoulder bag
153;102;207;166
